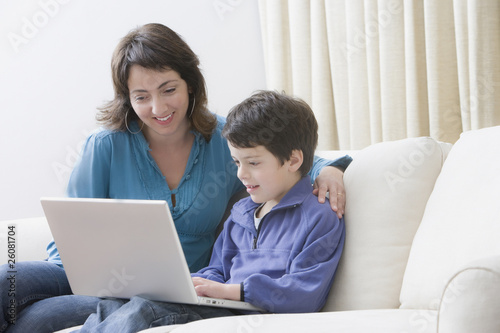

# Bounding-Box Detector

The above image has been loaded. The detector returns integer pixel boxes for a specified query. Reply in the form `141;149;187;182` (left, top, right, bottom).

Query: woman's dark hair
222;90;318;176
97;23;216;141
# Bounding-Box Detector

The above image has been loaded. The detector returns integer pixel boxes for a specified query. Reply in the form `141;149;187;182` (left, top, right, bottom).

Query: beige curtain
258;0;500;150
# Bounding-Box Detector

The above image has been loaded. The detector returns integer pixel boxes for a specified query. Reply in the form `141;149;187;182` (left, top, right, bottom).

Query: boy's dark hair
222;90;318;176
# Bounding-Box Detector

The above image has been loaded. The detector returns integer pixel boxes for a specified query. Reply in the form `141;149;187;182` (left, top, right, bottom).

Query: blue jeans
0;261;100;333
78;296;237;333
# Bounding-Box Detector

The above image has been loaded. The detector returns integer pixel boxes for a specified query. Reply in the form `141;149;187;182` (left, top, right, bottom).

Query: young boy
191;90;345;313
78;91;345;331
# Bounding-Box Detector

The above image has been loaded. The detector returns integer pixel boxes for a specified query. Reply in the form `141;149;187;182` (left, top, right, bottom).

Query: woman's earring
125;110;144;134
188;96;196;118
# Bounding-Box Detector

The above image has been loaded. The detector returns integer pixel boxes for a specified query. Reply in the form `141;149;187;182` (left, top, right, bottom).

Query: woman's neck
143;122;193;153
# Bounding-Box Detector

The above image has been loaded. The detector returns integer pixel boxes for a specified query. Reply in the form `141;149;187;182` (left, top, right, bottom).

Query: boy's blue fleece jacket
192;175;346;313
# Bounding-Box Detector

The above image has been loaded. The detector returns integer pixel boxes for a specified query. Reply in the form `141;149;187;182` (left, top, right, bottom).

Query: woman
0;23;351;333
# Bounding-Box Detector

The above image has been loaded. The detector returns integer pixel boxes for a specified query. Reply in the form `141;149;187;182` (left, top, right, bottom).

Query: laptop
40;197;263;312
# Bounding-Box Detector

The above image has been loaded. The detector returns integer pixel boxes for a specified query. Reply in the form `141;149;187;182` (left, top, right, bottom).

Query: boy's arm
191;221;228;283
191;277;240;300
191;225;241;299
191;225;242;300
242;214;345;313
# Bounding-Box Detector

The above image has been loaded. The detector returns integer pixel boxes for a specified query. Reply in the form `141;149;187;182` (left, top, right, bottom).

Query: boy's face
228;143;301;208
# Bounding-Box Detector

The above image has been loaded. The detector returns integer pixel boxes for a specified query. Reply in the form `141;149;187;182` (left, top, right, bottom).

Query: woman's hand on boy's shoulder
313;166;345;219
192;277;241;301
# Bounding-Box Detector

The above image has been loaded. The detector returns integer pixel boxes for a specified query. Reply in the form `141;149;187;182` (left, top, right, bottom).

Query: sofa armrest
0;217;52;264
438;255;500;333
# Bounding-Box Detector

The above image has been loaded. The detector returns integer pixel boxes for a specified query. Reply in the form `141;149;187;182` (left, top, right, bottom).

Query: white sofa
2;125;500;333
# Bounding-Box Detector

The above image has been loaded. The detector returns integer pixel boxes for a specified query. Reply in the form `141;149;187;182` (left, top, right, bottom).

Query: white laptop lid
40;197;262;311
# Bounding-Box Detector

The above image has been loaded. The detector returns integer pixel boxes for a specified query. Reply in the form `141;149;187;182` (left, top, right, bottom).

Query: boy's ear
288;150;304;173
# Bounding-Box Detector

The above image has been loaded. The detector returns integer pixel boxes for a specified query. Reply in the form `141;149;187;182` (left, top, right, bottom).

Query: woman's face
128;65;191;142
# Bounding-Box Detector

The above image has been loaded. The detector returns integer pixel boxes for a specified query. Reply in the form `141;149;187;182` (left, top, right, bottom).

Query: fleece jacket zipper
251;203;298;250
252;216;264;250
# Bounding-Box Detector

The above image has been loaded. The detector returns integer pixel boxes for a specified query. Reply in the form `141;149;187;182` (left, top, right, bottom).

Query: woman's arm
309;155;353;218
66;132;112;198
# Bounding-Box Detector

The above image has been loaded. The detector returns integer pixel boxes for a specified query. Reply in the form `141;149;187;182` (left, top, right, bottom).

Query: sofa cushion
400;126;500;310
168;309;437;333
323;137;452;311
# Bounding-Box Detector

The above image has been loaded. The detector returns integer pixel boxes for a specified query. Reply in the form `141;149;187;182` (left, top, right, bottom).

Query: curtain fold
258;0;500;150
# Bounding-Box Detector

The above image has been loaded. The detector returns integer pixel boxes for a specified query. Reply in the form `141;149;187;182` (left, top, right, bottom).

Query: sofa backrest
400;126;500;310
322;137;452;311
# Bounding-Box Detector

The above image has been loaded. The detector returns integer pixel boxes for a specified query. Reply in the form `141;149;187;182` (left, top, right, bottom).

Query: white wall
0;0;266;220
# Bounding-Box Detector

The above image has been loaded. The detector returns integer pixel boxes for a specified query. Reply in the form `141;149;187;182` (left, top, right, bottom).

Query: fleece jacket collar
230;175;313;233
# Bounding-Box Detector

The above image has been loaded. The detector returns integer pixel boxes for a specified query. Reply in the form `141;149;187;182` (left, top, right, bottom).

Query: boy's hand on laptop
192;277;241;301
313;166;346;219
